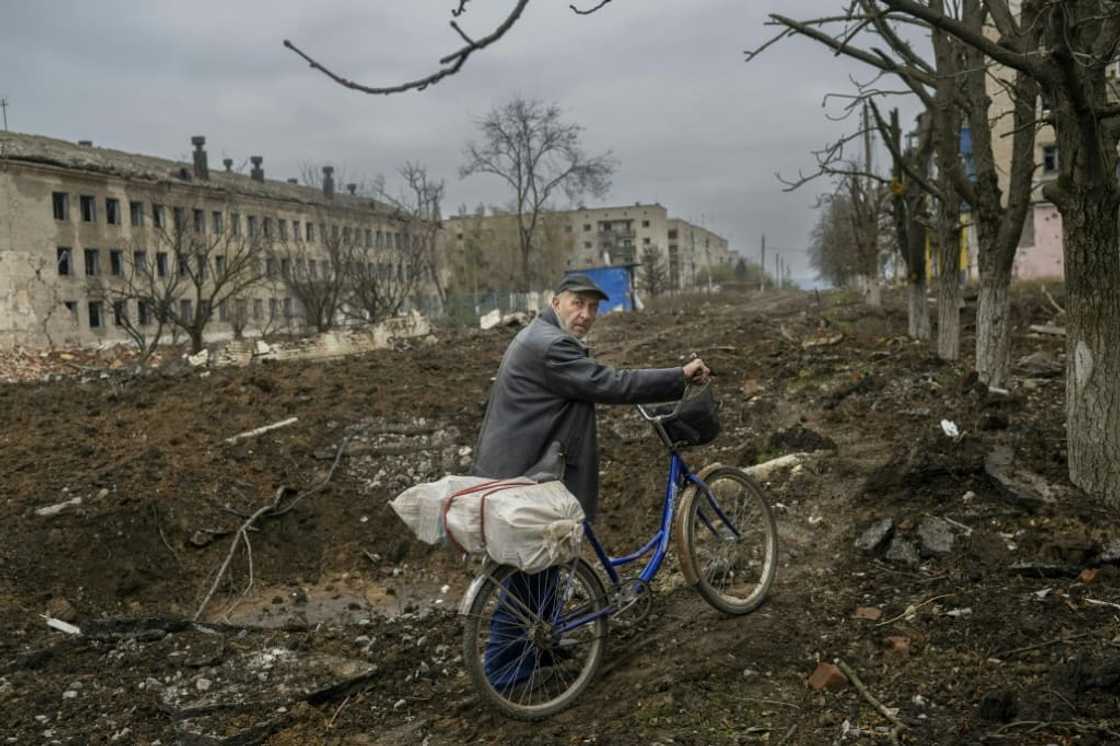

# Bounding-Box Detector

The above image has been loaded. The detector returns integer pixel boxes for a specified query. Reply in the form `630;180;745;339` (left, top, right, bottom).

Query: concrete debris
885;536;920;566
224;416;299;445
855;518;894;553
985;446;1058;508
917;516;956;556
479;309;502;331
43;616;82;635
745;452;816;481
1016;351;1062;378
187;349;211;367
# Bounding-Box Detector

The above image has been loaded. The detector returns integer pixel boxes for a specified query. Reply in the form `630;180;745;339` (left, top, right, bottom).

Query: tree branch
570;0;613;15
284;0;530;95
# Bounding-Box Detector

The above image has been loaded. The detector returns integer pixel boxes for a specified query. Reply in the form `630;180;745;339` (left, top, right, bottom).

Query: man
473;273;710;521
472;273;709;690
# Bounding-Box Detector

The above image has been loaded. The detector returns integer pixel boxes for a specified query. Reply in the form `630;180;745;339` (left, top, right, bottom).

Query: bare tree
158;213;267;354
345;219;426;324
375;162;448;312
460;97;615;291
276;220;353;333
638;246;669;298
93;245;181;365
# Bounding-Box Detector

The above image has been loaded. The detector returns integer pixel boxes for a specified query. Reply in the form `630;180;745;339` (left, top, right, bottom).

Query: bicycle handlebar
634;381;700;423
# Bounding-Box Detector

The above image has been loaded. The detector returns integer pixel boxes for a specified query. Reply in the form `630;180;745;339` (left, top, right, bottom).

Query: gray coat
472;307;685;520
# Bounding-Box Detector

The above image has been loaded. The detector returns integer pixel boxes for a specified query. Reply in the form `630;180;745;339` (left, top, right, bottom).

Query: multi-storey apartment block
0;131;435;350
443;202;731;294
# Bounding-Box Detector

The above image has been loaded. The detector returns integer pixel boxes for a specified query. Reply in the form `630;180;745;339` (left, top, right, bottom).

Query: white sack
389;476;585;573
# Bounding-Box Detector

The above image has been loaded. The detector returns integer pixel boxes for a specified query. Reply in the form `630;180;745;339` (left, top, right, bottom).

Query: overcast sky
1;1;917;282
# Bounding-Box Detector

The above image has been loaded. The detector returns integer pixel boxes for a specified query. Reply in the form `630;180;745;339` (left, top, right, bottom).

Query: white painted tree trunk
908;279;931;340
976;270;1012;388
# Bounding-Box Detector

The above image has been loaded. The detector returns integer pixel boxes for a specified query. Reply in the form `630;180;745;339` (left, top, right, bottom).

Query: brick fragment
884;636;911;657
853;606;883;621
1078;568;1099;585
807;661;848;690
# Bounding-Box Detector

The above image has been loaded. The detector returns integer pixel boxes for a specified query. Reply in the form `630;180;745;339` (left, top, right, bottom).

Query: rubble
855;518;894;553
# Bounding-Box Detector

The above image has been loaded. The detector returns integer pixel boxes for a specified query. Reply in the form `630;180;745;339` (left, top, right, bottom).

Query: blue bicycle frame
552;398;717;635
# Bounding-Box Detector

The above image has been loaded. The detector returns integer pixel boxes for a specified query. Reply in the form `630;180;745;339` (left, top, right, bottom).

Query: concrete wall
0;153;436;351
1014;204;1065;279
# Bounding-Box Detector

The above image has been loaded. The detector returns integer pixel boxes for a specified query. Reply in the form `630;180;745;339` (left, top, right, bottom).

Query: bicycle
458;386;779;720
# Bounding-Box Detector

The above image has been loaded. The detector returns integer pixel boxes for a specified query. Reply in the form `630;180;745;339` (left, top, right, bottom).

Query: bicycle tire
680;466;778;615
462;559;608;720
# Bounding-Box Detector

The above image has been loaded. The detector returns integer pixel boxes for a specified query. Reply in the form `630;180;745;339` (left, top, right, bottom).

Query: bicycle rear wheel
462;559;608;720
681;466;777;615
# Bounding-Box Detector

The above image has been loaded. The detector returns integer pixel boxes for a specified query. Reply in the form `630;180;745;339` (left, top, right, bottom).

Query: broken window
172;207;186;231
269;298;279;320
84;248;100;276
583;224;591;231
248;216;258;238
106;198;120;225
668;229;678;240
138;301;152;326
332;225;340;241
113;300;127;326
642;220;650;228
283;297;292;319
212;211;223;235
88;301;103;329
643;237;651;245
64;301;79;323
134;250;148;273
52;192;69;221
179;299;193;320
110;249;123;276
196;255;208;280
234;299;248;324
218;300;228;322
266;257;277;277
292;220;301;241
231;212;241;237
129;201;144;226
214;255;226;276
281;258;291;277
263;217;272;239
343;226;351;244
1043;145;1059;174
279;219;288;241
366;228;373;247
156;252;167;277
193;208;205;233
57;247;73;276
306;222;314;242
153;204;165;228
252;299;263;321
178;253;190;276
80;195;96;223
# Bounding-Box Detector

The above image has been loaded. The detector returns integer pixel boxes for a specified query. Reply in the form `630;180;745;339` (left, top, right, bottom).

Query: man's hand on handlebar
683;357;711;385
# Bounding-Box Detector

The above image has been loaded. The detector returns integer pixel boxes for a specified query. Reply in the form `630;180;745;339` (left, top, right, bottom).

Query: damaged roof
0;130;389;215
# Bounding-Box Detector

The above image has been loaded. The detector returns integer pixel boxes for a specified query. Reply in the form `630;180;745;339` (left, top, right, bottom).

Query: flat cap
555;273;609;301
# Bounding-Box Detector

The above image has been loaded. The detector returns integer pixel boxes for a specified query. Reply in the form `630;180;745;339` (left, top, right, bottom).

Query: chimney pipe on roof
78;140;93;146
250;156;264;182
322;166;335;198
223;158;234;172
191;135;209;180
346;183;357;196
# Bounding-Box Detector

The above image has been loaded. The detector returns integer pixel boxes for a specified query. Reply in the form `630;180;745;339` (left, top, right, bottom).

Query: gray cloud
0;0;921;280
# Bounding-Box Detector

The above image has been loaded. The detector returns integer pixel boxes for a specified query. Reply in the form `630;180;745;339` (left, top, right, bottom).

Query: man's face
552;291;600;338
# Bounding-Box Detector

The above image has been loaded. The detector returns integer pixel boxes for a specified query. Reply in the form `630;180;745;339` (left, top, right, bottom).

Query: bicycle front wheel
681;466;778;615
462;559;608;720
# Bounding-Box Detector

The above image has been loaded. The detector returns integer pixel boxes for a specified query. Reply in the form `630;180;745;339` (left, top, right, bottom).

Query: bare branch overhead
570;0;614;15
283;0;530;95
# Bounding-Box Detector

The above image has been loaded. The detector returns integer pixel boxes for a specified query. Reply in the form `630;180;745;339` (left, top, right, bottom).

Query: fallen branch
835;658;908;735
1028;324;1066;337
992;632;1095;659
194;439;350;621
1041;285;1066;316
1085;597;1120;612
224;416;299;445
151;504;180;566
876;593;955;626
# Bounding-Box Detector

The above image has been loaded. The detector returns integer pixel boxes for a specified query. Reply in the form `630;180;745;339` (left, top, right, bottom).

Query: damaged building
0;131;440;351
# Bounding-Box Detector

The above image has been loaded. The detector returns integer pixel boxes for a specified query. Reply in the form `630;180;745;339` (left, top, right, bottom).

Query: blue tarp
565;265;635;312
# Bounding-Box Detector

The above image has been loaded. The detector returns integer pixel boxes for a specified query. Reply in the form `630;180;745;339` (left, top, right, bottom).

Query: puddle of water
218;573;465;628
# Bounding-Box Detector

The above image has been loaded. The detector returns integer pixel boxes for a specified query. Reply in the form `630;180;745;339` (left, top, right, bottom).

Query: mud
3;287;1118;745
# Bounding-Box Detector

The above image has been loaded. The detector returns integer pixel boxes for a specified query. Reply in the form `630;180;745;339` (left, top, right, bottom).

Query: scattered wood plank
224;417;299;445
1029;324;1066;337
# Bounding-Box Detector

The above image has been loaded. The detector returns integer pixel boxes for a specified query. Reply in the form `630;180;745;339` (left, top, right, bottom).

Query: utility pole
760;234;766;293
0;98;8;131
